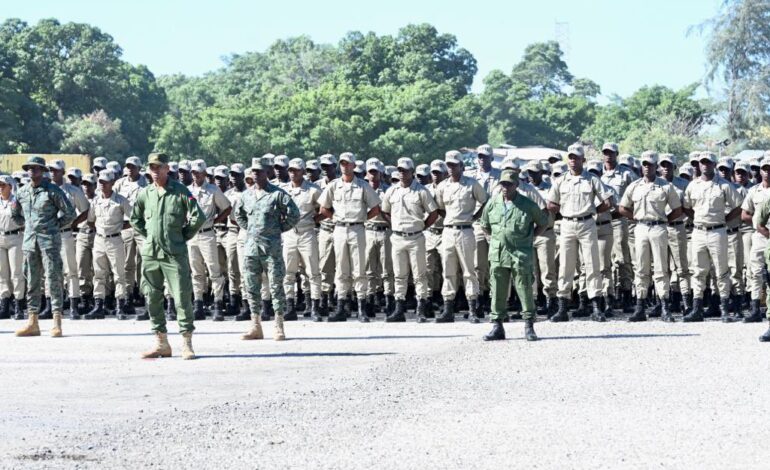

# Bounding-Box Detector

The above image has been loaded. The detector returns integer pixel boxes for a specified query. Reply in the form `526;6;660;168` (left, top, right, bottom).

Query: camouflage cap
92;157;108;169
306;159;320;171
262;153;276;164
47;159;65;171
273;154;289;168
319;154;337;166
445;150;462;165
191;160;207;173
385;165;398;180
230;163;245;174
397;157;415;170
205;167;214;177
552;162;568;176
567;144;585;157
524;161;543;173
67;168;83;179
21;155;46;171
107;161;121;172
125;156;142;168
699;152;718;164
147;153;170;166
339;152;356;164
214;165;229;178
601;142;619;154
617;154;633;167
430;159;447;173
689;151;702;163
640;151;658;165
548;152;563;163
501;157;518;171
354;160;366;173
81;173;96;185
499;170;517;184
178;160;191;172
750;157;763;168
476;144;493;157
288;158;305;171
98;169;115;183
658;153;675;167
0;174;14;186
735;161;751;173
717;156;734;170
586;159;603;173
415;164;430;177
365;158;381;173
679;166;695;178
168;161;179;173
251;156;272;171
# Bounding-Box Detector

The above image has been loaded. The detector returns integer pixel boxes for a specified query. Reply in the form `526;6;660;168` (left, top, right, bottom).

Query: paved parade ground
2;315;770;469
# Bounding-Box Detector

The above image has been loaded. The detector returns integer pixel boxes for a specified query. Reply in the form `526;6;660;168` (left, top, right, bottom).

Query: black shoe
720;297;738;323
759;319;770;342
366;294;377;317
320;293;329;316
310;299;323;322
211;300;225;321
384;295;395;315
524;319;538;341
84;298;105;320
671;291;682;313
135;307;150;320
13;299;25;320
0;297;10;319
483;320;505;341
621;289;635;313
573;293;590;318
328;298;347;322
357;298;369;323
234;302;251;321
39;296;52;319
435;299;455;323
416;299;428;323
604;296;615;318
194;299;206;321
744;299;763;323
682;298;704;322
550;297;570;322
260;300;272;321
661;298;675;322
116;298;130;320
284;298;298;321
226;294;240;316
627;299;647;322
591;297;606;322
705;294;720;318
730;294;744;319
297;293;308;314
545;297;557;319
682;293;693;315
166;297;177;321
385;299;406;322
468;298;481;324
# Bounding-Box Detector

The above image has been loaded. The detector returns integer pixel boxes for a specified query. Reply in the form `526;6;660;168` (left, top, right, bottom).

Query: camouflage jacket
235;183;299;252
12;180;76;251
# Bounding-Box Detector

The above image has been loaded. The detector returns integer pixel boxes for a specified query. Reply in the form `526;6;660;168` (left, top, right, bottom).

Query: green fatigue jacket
12;180;76;251
235;183;300;251
480;193;548;269
129;179;206;259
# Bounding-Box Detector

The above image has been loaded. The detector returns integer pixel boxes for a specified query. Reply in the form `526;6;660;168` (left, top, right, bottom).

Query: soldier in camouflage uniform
13;155;76;338
238;157;300;342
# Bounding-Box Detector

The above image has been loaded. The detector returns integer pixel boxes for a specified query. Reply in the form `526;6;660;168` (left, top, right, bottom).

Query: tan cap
476;144;493;157
640;151;658;165
717;156;734;170
501;158;518;171
48;159;65;171
306;159;320;171
689;151;702;163
658;153;675;166
397;157;415;170
177;160;191;172
735;161;751;173
586;159;603;173
125;156;142;168
67;168;83;179
273;155;289;168
354;160;366;173
98;169;115;182
92;157;108;169
445;150;462;165
567;144;585;157
601;142;619;154
552;162;568;176
107;161;121;173
191;160;207;173
230;163;245;174
214;165;228;178
415;164;430;177
319;154;337;166
81;173;96;185
524;161;543;173
339;152;356;164
0;175;14;186
365;158;381;173
288;158;305;171
679;166;695;178
548;153;563;163
251;157;272;171
700;152;718;164
430;160;447;173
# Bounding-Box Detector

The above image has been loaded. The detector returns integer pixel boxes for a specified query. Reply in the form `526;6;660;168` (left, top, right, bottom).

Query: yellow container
0;154;92;174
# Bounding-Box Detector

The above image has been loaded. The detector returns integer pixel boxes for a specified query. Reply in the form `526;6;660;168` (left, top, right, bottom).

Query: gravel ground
1;313;770;469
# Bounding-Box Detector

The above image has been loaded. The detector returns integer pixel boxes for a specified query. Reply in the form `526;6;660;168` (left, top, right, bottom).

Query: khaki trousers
727;228;744;296
365;227;394;296
441;226;478;301
225;228;244;297
319;226;335;293
0;232;24;299
333;224;367;299
611;218;634;291
533;229;557;298
596;220;614;297
691;227;731;299
557;218;601;299
121;227;144;291
392;232;428;300
748;233;766;300
60;230;79;298
634;223;669;299
474;226;490;294
283;228;321;300
667;223;690;294
76;230;95;297
93;234;127;299
188;229;225;301
425;229;443;294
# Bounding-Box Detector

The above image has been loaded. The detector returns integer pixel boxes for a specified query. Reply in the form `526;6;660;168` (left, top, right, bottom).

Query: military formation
4;142;770;358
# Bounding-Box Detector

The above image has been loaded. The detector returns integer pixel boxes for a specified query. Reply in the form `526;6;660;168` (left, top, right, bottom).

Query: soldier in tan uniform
682;151;742;322
0;175;24;319
585;160;616;317
740;160;770;322
317;154;338;315
363;158;394;316
425;160;447;315
318;152;381;322
114;156;148;312
547;144;613;322
223;163;250;321
433;150;488;323
618;151;683;322
272;155;290;185
281;158;323;321
83;170;133;319
525;161;557;315
659;153;692;314
187;160;232;320
381;157;439;323
717;157;747;317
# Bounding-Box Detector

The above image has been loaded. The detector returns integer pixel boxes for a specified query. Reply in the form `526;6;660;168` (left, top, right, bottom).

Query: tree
59;109;129;160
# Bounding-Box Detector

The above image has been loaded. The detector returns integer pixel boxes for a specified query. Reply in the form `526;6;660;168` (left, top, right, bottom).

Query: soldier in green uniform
12;155;76;338
130;153;205;360
480;170;548;342
238;157;300;342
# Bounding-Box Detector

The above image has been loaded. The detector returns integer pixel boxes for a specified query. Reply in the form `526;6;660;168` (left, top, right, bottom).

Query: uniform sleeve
531;201;549;227
121;197;133;219
87;202;96;224
213;187;231;211
756;198;770;227
363;182;381;210
234;196;249;230
73;187;90;213
724;183;742;211
620;183;634;209
524;185;546;209
129;191;147;237
10;194;24;226
279;191;300;232
55;188;77;228
742;189;755;213
666;184;682;210
422;187;438;213
547;179;561;205
480;197;492;233
318;184;333;209
381;187;393;213
311;186;322;211
434;184;445;210
182;190;206;241
592;176;612;201
683;185;693;209
471;180;488;205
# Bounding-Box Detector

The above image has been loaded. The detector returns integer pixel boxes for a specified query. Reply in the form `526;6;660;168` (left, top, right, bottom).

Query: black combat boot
670;291;682;313
122;295;136;316
310;299;322;322
720;297;738;323
468;298;481;323
416;299;428;323
260;299;272;322
573;293;590;318
483;319;505;341
627;299;647;322
385;299;406;323
384;295;395;315
135;299;150;320
116;298;130;320
166;297;177;321
235;301;250;321
193;299;206;321
39;296;52;319
84;298;105;320
550;297;570;322
705;294;720;318
682;293;693;315
546;297;557;319
320;292;329;316
284;298;298;321
0;297;10;319
647;297;661;318
524;319;538;341
591;296;606;322
327;297;347;322
604;295;615;318
661;298;675;322
621;289;635;313
366;294;377;317
435;299;455;323
537;298;549;317
682;298;704;322
730;294;744;319
759;318;770;342
78;294;93;315
357;298;369;323
226;294;240;316
297;293;307;314
13;298;25;320
744;299;763;323
211;300;225;322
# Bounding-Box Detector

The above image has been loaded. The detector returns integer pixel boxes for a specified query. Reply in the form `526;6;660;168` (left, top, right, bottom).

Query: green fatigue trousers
25;242;64;314
141;254;195;333
490;262;535;321
243;243;286;316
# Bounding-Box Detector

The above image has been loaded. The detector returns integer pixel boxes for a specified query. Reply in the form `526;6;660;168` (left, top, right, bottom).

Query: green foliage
59;109;129;159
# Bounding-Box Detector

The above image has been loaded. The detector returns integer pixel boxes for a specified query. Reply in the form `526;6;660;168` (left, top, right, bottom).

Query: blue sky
3;0;721;98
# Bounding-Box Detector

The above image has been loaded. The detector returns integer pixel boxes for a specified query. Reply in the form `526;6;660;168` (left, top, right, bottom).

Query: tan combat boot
141;332;172;359
181;331;195;360
15;313;40;337
274;313;285;341
241;315;264;340
50;311;63;337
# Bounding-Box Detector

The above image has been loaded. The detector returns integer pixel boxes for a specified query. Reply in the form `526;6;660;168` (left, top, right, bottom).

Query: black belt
727;227;740;234
366;225;388;232
60;228;71;233
668;221;685;227
694;224;725;232
198;227;214;234
638;220;665;227
336;222;363;227
563;215;593;222
445;224;472;230
215;225;228;231
428;228;443;235
392;230;422;237
1;229;20;235
97;232;122;238
596;220;611;226
320;225;334;233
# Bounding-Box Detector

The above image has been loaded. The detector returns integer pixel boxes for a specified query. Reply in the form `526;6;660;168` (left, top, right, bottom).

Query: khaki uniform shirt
58;182;90;220
381;179;438;232
0;196;23;232
547;170;612;218
88;192;132;236
732;184;749;231
225;187;245;229
365;181;390;229
318;176;381;224
601;166;636;217
187;182;231;230
113;175;148;209
434;175;488;226
683;176;742;226
280;180;322;233
742;182;770;229
620;177;681;222
427;182;444;229
669;176;689;223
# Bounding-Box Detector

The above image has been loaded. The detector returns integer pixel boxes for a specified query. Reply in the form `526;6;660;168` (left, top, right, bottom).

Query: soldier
84;170;133;319
281;158;323;321
586;160;616;316
380;157;439;322
178;160;193;186
47;159;90;320
467;144;500;315
740;160;770;323
753;198;770;341
223;163;250;321
547;144;613;322
416;164;431;185
618;151;683;322
425;160;447;315
659;153;692;313
114;156;148;315
66;168;82;187
13;155;76;337
187;160;231;320
76;174;97;317
131;153;205;360
735;161;754;312
481;170;548;341
433;150;488;323
717;157;747;316
91;157;108;175
363;158;394;316
317;154;338;315
238;157;300;341
272;155;290;184
682;152;742;322
306;160;321;183
318;152;381;322
354;160;366;179
525;161;558;315
0;175;25;320
213;165;231;317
